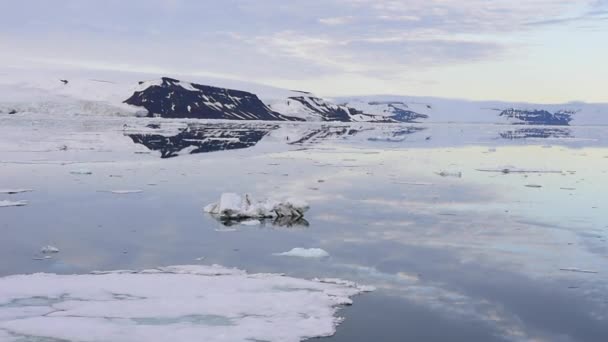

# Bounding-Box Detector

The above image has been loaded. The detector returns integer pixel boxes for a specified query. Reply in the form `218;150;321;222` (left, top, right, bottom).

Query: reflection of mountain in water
500;128;572;140
128;123;278;158
216;216;310;228
288;125;425;145
288;126;370;145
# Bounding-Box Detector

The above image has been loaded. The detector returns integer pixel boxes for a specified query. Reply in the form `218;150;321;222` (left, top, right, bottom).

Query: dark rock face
8;109;17;115
124;77;302;121
382;103;429;122
500;108;574;125
127;123;278;158
500;128;571;140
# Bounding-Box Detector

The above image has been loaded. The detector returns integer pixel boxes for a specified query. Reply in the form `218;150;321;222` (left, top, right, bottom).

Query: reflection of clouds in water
331;263;532;341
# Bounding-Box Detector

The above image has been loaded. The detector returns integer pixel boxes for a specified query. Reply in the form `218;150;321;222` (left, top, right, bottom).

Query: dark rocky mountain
124;77;302;121
499;108;574;125
127;123;278;158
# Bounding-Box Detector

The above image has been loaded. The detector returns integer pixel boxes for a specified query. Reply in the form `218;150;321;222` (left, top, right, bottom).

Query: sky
1;0;607;103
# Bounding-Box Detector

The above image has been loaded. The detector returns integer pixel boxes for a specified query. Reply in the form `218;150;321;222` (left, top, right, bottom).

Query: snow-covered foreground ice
205;193;309;219
0;265;371;342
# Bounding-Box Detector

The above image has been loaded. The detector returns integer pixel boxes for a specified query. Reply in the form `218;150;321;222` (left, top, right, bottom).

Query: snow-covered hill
0;68;606;125
335;96;607;126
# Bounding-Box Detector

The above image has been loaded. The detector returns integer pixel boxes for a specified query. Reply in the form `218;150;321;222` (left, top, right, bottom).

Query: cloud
318;16;355;25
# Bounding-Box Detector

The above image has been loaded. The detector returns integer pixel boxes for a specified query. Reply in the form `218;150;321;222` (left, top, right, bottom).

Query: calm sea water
1;117;607;341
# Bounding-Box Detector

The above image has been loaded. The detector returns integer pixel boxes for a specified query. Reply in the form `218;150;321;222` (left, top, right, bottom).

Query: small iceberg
204;193;309;219
0;200;28;208
274;248;330;258
0;265;372;342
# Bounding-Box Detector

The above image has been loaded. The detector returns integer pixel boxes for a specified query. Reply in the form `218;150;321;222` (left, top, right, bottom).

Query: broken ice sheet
0;265;371;342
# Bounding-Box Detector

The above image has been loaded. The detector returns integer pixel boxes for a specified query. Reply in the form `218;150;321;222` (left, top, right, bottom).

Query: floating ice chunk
0;200;27;208
70;169;93;175
204;193;309;219
0;265;371;342
240;219;261;226
274;248;330;258
437;171;462;178
109;190;143;194
525;184;543;188
40;245;59;254
0;189;32;194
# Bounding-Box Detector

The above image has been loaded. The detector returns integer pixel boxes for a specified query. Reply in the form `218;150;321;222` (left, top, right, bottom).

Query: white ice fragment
109;190;143;194
0;200;27;208
240;219;261;226
70;169;92;175
0;265;371;342
0;189;33;194
274;248;330;258
40;245;59;254
204;193;309;219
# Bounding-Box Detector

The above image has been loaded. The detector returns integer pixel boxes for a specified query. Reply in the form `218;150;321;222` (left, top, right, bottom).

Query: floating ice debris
274;248;330;258
108;190;143;194
0;189;32;194
476;168;563;174
560;187;576;191
559;268;599;274
40;245;59;254
70;168;92;175
32;256;53;261
437;171;462;178
195;257;206;261
0;200;27;208
0;265;371;342
525;184;543;188
240;219;262;226
204;193;309;219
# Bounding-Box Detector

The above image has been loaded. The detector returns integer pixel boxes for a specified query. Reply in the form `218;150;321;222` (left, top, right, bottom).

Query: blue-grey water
1;117;607;341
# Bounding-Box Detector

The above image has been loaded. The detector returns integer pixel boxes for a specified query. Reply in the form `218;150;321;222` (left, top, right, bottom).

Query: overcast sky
1;0;607;102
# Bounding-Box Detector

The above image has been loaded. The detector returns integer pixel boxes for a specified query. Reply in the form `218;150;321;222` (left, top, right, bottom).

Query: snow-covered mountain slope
125;77;301;121
0;67;606;125
335;96;608;126
266;91;420;123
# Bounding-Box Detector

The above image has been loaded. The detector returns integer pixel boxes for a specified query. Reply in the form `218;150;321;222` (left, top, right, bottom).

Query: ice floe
0;265;371;342
108;190;143;194
70;169;93;175
204;193;309;219
0;189;32;195
40;245;60;254
0;200;27;208
274;248;330;258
